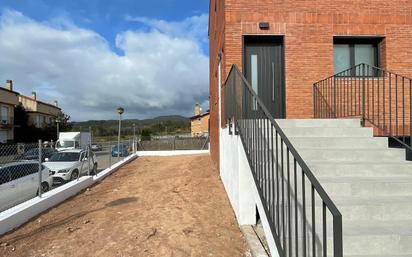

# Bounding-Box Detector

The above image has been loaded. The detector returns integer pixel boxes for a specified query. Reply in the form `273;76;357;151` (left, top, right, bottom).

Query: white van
56;132;91;151
0;161;53;213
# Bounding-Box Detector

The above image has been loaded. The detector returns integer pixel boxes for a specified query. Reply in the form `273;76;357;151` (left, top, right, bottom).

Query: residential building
19;92;61;128
209;1;412;256
190;103;210;137
0;80;19;143
209;0;412;169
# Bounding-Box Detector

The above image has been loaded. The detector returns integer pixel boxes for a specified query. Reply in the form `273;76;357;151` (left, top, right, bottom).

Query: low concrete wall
220;128;280;257
136;150;209;156
0;153;138;236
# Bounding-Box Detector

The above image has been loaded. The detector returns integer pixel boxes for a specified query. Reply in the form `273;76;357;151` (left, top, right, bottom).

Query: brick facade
209;0;412;169
190;113;210;137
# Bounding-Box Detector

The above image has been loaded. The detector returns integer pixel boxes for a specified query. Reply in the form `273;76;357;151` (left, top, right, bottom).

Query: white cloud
0;10;209;121
124;14;208;45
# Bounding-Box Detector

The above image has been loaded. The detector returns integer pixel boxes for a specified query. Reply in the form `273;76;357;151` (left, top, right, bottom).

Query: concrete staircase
276;119;412;257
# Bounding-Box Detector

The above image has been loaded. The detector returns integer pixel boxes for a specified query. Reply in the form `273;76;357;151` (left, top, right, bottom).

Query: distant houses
0;80;61;143
190;103;209;137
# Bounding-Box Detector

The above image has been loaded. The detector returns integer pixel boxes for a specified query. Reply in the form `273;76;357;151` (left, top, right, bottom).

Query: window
0;168;11;185
251;54;258;110
333;37;382;75
10;165;31;181
1;106;9;124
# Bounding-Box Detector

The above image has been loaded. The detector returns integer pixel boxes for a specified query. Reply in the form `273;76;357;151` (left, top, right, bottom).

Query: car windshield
57;140;75;148
49;152;80;162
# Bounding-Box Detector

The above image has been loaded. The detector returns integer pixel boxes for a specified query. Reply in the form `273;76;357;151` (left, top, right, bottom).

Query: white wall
220;127;280;257
136;150;209;157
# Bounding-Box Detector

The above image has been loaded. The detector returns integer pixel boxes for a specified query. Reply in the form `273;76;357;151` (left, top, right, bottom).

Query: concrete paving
241;225;270;257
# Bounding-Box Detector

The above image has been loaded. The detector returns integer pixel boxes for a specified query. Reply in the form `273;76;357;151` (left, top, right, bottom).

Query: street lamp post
55;118;61;141
133;123;136;153
117;107;124;159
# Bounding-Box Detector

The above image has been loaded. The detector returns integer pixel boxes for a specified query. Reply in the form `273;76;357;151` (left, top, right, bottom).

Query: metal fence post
87;145;91;176
333;77;337;118
78;150;85;181
38;139;42;198
362;63;366;126
109;142;112;168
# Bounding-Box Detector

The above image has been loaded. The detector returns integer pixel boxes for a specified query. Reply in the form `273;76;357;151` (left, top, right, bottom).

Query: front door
244;36;285;118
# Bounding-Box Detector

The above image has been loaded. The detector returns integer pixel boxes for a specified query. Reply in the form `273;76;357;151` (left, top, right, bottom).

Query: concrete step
276;118;361;128
319;177;412;197
281;127;373;138
299;148;405;162
308;162;412;178
341;221;412;255
289;190;412;225
289;137;388;149
251;119;412;256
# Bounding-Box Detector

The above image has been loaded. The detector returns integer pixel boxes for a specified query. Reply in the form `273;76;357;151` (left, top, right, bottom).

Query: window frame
333;37;383;77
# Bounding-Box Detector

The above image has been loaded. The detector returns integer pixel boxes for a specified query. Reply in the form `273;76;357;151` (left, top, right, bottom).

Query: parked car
44;149;98;184
14;148;58;162
91;143;103;152
111;144;129;157
0;161;53;212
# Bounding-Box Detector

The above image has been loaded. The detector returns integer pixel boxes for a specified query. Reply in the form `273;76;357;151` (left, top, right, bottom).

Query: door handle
10;184;16;188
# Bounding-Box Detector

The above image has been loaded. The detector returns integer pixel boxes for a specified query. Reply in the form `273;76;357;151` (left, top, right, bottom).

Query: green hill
71;115;190;138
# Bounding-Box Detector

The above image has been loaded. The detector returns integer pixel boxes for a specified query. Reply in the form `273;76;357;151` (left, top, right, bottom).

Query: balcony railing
225;65;343;257
313;63;412;153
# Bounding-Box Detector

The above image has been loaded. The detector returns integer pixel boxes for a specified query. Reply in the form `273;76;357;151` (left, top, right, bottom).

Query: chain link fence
0;135;206;214
91;139;136;171
0;138;137;214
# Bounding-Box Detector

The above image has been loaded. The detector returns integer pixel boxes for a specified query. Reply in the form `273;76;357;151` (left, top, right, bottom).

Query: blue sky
0;0;210;54
0;0;210;121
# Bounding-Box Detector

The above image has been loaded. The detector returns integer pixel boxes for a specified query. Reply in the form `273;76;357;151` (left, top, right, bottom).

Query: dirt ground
0;154;250;257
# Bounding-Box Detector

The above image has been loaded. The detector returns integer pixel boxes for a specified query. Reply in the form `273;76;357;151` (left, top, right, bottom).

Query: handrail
224;65;343;257
313;63;412;152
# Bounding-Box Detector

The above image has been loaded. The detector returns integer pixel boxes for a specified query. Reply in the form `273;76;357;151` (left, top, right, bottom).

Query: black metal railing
314;63;412;152
224;65;343;257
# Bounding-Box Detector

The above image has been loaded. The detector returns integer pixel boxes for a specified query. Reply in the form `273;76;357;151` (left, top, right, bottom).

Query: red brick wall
209;0;412;168
209;0;226;170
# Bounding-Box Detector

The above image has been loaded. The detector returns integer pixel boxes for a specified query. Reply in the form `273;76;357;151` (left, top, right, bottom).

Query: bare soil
0;154;250;257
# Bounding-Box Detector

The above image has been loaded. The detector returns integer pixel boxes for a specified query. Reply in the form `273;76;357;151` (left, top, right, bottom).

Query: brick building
208;0;412;169
19;92;61;129
190;103;210;137
0;80;19;143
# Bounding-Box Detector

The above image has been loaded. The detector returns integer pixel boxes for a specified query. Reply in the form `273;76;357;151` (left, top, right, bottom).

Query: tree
56;111;73;132
13;105;73;143
141;128;152;141
14;103;29;129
